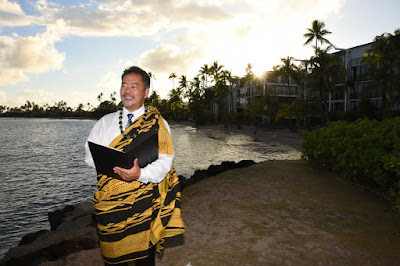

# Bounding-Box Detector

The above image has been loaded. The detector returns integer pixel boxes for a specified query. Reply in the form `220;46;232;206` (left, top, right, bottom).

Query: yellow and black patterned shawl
93;106;184;264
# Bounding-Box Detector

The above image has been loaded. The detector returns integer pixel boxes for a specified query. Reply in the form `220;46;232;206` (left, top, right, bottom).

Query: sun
250;62;268;78
252;64;267;78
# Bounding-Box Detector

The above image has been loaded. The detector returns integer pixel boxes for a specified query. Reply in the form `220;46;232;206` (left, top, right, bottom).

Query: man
85;66;184;265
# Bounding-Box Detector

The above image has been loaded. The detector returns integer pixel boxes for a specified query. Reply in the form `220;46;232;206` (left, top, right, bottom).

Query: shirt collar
123;105;145;121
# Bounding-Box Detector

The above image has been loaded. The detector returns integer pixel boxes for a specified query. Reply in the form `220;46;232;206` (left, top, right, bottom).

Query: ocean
0;117;298;259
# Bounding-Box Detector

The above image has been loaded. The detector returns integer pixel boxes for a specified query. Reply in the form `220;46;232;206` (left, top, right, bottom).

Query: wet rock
236;160;256;168
207;164;227;176
220;161;236;170
48;204;75;231
18;230;48;246
1;202;98;266
179;160;256;190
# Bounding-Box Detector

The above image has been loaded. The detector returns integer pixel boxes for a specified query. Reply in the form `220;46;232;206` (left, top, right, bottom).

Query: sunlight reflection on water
171;124;301;178
0;118;300;259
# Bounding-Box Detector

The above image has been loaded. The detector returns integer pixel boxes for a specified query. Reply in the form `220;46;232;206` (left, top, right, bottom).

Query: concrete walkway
157;160;400;265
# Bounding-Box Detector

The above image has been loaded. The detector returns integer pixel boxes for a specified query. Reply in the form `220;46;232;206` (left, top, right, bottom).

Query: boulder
48;204;75;231
179;160;256;190
18;230;48;246
1;202;98;266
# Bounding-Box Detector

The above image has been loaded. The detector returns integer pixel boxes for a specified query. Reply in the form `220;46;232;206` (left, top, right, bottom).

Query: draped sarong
93;106;185;264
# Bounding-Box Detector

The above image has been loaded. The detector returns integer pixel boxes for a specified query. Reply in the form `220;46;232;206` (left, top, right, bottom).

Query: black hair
121;66;150;88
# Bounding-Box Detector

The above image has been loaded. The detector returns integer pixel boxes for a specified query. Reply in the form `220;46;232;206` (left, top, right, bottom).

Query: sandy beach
156;160;400;265
195;124;304;151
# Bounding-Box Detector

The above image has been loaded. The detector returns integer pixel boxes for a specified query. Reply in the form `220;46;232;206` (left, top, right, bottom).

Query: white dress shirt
85;105;174;184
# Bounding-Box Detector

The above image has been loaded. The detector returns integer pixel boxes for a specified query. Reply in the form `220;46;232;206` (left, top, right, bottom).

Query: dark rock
236;160;256;168
221;161;236;170
1;202;98;266
48;204;75;230
18;230;48;246
2;227;98;265
178;160;256;191
192;169;208;181
207;164;227;176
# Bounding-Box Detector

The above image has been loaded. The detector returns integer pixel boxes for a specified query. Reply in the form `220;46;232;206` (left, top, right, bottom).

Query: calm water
0;118;300;259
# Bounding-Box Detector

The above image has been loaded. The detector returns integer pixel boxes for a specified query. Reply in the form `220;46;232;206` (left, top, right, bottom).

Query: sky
0;0;399;109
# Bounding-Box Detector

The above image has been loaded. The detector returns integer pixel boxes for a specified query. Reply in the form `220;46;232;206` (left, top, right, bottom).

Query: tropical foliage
303;20;332;56
302;118;400;209
364;30;400;118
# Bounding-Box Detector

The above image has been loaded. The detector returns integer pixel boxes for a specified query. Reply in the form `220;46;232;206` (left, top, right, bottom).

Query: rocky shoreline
0;160;256;266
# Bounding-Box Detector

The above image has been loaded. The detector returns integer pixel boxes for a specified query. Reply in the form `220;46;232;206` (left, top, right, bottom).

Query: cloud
12;36;64;72
0;0;23;14
0;0;42;28
94;0;342;38
8;88;90;109
0;27;65;85
69;91;96;108
0;67;29;86
24;88;53;97
11;88;56;107
146;0;345;75
97;71;120;91
29;0;230;38
138;43;206;75
0;89;6;103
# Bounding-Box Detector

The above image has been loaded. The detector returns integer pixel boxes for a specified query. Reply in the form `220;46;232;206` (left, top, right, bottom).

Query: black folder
88;132;158;177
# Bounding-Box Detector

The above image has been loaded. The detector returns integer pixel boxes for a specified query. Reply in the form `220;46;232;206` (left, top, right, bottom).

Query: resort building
231;41;394;117
331;42;376;112
231;73;301;113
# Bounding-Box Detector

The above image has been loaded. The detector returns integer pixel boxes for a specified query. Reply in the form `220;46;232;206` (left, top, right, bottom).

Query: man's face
120;73;149;112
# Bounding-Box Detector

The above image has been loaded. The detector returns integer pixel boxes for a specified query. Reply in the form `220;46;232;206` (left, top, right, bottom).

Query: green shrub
302;118;400;209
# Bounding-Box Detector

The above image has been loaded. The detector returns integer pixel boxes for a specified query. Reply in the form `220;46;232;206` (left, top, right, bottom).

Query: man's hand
113;159;141;181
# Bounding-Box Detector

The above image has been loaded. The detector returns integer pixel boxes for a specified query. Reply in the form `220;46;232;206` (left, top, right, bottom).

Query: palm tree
243;63;255;87
178;75;188;90
199;64;210;90
169;72;177;90
97;92;103;102
86;102;92;112
178;75;188;100
295;59;313;127
188;76;201;102
110;91;117;105
145;90;160;107
210;61;224;84
364;29;400;118
272;57;299;128
216;69;233;115
245;63;254;77
273;56;298;99
206;61;224;118
309;46;346;124
187;76;207;125
304;20;332;56
168;87;184;119
276;102;296;128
